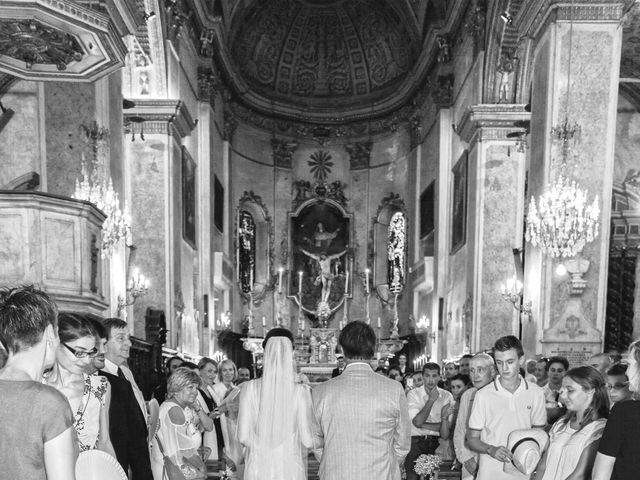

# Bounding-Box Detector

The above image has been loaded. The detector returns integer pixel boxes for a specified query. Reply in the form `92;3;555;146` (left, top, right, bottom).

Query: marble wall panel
44;217;76;284
0;213;26;280
44;82;95;196
0;81;41;188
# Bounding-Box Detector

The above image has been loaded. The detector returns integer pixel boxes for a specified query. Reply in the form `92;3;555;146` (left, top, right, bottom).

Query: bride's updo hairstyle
262;327;294;349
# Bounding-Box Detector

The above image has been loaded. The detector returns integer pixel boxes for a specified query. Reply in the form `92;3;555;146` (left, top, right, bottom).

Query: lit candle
298;271;303;295
249;268;254;292
344;270;349;294
278;267;283;294
262;316;266;327
377;317;381;329
301;319;305;331
365;268;370;294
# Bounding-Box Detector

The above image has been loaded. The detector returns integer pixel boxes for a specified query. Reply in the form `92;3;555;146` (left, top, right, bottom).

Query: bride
237;328;314;480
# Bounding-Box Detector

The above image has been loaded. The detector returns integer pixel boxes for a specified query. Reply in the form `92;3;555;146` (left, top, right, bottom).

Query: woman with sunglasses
44;313;116;457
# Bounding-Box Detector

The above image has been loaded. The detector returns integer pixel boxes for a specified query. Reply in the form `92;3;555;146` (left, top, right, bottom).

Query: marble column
519;2;623;358
458;105;529;352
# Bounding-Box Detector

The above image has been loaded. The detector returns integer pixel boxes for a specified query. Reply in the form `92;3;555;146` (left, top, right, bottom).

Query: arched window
387;212;407;293
238;210;256;294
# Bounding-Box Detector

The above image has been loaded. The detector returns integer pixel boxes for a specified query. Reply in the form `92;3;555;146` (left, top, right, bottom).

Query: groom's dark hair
339;321;376;359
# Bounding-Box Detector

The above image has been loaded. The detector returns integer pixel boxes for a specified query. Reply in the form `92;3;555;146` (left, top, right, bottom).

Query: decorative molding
345;142;372;170
516;1;625;43
465;0;488;55
271;138;298;169
291;180;348;210
123;99;196;140
223;108;238;142
457;104;531;144
197;65;223;103
429;74;455;108
408;115;422;149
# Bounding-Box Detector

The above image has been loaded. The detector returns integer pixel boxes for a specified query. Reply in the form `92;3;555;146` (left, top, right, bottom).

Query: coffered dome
228;0;421;113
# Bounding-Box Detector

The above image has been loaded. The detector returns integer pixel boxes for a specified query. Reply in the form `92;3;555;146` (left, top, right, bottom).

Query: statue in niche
237;210;256;293
301;248;347;303
497;52;518;103
387;212;406;292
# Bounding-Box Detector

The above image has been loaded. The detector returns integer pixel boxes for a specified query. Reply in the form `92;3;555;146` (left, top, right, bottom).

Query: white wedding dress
237;337;314;480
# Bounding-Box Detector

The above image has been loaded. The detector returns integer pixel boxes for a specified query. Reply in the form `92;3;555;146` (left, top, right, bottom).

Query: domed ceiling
228;0;421;112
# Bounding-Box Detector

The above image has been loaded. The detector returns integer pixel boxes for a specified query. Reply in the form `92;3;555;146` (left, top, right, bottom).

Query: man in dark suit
331;354;346;377
89;319;153;480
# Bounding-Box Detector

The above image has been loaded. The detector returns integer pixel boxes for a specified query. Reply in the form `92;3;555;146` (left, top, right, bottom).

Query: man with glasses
605;363;633;409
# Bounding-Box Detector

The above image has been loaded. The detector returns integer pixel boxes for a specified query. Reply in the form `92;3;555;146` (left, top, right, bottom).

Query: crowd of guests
1;284;639;480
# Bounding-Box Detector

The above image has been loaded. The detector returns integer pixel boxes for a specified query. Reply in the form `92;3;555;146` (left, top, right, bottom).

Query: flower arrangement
219;466;234;479
414;454;442;479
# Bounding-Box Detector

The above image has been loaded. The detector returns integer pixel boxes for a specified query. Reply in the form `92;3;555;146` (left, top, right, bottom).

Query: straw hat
503;428;549;476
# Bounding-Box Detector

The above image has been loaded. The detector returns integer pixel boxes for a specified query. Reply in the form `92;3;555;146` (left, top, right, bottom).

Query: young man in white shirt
466;336;546;480
406;362;454;480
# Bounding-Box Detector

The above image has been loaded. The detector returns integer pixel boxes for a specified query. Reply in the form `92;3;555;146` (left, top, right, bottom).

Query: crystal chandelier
526;174;599;258
525;4;599;259
73;155;131;258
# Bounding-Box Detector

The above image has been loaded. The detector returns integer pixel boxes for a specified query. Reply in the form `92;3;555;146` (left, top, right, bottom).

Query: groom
312;321;411;480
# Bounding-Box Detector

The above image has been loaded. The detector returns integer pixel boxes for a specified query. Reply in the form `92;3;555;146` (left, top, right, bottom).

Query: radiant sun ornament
525;174;599;259
308;150;334;182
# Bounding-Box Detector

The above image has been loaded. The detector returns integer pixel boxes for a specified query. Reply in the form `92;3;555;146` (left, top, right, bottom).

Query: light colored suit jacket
312;362;411;480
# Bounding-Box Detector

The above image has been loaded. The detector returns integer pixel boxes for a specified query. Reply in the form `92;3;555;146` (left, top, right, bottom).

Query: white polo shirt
407;386;454;437
468;376;546;480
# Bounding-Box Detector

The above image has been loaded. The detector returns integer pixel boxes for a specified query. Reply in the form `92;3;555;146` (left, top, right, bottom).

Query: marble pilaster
458;105;530;352
521;3;623;357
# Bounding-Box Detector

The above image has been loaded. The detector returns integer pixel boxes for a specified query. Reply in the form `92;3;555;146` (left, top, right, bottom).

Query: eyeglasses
606;382;629;391
62;343;98;359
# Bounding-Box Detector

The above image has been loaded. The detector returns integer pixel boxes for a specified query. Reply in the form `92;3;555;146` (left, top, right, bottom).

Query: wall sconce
117;268;150;315
500;277;532;315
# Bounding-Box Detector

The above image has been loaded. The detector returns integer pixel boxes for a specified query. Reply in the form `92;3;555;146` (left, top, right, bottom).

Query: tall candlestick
278;267;283;294
365;268;370;294
298;271;303;295
249;267;254;292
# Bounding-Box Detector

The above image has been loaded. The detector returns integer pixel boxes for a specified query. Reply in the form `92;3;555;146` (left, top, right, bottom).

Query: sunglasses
606;382;629;391
62;343;98;359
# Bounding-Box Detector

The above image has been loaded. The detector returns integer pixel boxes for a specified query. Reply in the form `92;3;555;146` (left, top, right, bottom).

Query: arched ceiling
228;0;420;111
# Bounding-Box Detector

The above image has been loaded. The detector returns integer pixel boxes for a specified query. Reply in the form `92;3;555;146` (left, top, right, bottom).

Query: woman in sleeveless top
45;313;116;456
534;366;609;480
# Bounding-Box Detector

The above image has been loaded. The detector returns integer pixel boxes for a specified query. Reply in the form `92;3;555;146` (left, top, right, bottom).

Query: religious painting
237;210;256;294
182;147;196;247
289;199;351;323
387;211;407;293
451;151;467;253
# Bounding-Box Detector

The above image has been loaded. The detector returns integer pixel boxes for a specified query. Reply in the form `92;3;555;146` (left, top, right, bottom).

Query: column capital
457;104;530;145
517;1;627;42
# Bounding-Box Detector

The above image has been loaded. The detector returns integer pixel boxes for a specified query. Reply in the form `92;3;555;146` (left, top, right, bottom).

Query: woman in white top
534;366;609;480
211;358;243;474
237;328;314;480
196;358;224;461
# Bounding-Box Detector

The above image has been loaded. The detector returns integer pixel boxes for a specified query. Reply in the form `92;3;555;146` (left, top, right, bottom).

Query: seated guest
237;367;251;384
534;366;608;480
543;356;569;426
592;339;640;480
150;367;213;480
405;370;424;393
453;353;495;480
0;285;76;480
439;361;459;391
439;373;472;461
331;355;346;377
45;313;116;457
459;354;473;375
197;358;224;461
153;355;184;402
587;353;612;377
406;362;454;480
212;359;243;476
605;363;633;408
90;319;153;479
536;357;549;387
388;366;403;383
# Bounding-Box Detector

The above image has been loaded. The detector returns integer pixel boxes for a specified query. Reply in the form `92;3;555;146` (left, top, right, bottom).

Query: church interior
1;0;640;386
